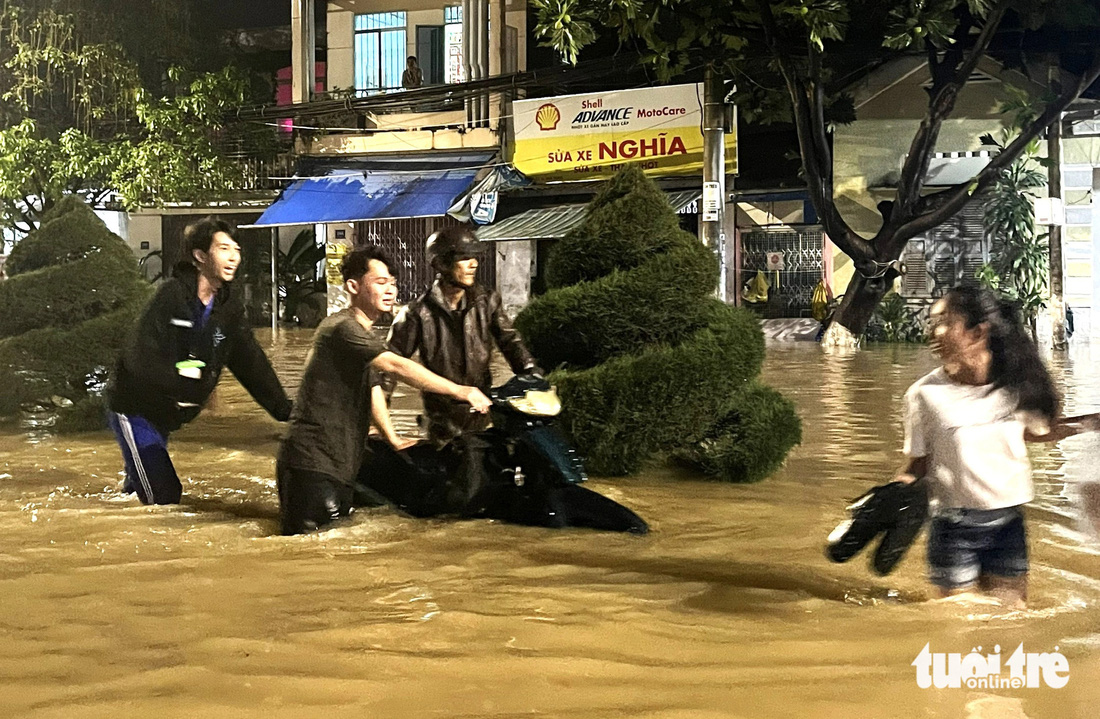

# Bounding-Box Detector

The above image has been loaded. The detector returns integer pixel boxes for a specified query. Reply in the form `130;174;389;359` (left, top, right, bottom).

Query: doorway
416;26;444;85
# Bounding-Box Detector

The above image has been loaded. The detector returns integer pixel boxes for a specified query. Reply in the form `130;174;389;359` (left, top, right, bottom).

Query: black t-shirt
279;309;387;483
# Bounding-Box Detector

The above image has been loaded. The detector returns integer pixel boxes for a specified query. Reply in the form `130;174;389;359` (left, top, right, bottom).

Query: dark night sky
208;0;326;30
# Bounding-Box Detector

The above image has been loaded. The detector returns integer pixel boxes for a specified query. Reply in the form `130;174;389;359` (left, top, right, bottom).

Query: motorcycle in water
357;375;649;534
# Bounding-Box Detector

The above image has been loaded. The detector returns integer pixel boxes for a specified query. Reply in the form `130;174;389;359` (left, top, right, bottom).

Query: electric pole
701;65;726;301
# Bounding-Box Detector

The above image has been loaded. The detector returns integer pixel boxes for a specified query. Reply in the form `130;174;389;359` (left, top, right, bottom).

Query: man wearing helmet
372;225;540;513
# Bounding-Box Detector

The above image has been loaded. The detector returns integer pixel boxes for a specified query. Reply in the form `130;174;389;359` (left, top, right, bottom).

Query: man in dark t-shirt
277;245;490;535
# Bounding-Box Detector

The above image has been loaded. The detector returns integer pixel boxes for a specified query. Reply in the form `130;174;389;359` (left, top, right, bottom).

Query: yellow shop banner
511;83;737;181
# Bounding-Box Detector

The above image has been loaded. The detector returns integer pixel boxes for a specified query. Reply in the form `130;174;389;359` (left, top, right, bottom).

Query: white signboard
766;251;785;271
446;24;464;84
512;83;737;181
1033;197;1064;226
702;181;721;222
470;191;498;225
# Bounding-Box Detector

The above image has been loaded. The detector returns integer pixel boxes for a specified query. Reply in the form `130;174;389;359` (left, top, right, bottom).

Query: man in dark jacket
107;217;292;505
372;226;539;512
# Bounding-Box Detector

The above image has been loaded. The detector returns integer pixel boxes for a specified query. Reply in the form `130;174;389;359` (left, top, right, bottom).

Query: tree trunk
827;272;892;343
1047;95;1066;350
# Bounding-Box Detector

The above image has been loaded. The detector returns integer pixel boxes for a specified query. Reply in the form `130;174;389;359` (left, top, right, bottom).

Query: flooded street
2;331;1100;718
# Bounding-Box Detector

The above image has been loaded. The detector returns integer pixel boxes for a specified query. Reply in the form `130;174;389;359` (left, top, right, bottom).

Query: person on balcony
402;56;424;89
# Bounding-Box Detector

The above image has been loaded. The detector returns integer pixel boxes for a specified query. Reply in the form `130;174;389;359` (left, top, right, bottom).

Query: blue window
354;12;407;95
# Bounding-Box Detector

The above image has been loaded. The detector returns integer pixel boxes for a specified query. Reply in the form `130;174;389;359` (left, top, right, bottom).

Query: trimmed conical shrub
515;166;801;481
0;200;152;430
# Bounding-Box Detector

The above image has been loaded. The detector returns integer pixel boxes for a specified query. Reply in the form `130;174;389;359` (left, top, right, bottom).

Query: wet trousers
277;464;386;535
107;411;181;505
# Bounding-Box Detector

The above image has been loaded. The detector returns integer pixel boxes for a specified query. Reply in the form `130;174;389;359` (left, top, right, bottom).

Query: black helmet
426;226;484;272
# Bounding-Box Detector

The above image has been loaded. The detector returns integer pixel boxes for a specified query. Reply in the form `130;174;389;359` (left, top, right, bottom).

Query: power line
230;54;651;123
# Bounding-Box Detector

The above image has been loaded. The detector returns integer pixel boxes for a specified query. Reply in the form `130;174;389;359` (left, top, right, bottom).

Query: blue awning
244;167;483;227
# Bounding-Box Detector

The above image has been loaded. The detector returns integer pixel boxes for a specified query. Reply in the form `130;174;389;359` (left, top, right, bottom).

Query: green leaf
966;0;993;18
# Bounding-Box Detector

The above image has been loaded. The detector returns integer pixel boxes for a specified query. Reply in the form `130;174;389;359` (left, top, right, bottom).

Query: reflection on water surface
1;332;1099;717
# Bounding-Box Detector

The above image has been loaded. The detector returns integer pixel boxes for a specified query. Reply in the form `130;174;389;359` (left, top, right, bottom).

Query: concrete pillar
291;0;316;105
479;0;490;126
463;0;474;125
496;240;533;315
326;9;354;93
1092;167;1100;340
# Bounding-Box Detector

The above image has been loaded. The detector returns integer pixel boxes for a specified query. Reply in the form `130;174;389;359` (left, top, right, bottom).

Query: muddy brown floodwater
2;331;1100;718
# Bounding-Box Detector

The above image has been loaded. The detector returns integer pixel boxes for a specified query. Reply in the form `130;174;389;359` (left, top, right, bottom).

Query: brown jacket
382;281;537;443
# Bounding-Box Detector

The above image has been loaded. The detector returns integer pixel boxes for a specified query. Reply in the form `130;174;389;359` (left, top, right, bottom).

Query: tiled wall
1062;132;1100;339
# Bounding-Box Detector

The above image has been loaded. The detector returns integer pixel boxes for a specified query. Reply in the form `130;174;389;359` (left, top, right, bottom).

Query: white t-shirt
904;367;1045;511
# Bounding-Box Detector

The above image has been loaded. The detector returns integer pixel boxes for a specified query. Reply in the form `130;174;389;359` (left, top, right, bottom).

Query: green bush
0;251;147;338
545;168;683;288
0;198;149;431
517;244;719;368
672;382;803;483
37;194;89;225
53;395;110;434
551;302;766;474
0;305;145;415
517;166;801;481
864;291;924;343
0;367;40;416
6;200;129;275
0;304;143;381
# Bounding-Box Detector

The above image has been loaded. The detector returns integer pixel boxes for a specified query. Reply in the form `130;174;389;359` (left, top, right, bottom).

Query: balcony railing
214;134;298;192
314;85;466;117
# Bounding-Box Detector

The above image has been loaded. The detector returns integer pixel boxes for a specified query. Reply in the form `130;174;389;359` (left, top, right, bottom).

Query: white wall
94;210;163;280
1060;135;1100;340
834;118;1005;192
832;117;1015;243
327;8;355;92
327;0;527;94
406;8;442;62
494;4;526;75
95;210;162;256
734;200;805;228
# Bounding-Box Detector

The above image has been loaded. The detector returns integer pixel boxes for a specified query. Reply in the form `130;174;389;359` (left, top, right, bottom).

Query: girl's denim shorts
927;505;1028;589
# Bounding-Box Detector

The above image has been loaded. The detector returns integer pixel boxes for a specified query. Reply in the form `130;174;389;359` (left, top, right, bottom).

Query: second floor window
355;12;407;95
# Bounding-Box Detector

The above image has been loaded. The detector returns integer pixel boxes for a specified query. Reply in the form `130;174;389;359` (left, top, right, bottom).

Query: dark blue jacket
108;264;291;433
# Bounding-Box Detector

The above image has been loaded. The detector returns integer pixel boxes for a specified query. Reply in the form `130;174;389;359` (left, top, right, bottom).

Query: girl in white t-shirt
898;286;1096;607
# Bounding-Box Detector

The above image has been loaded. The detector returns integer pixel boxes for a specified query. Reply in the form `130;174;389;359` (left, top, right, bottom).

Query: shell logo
535;103;561;131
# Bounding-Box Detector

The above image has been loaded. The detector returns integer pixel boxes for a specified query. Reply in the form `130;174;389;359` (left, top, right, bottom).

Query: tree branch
808;47;832;177
755;1;797;88
756;0;873;262
927;15;974;93
16;202;36;232
889;1;1009;224
894;51;1100;244
925;38;941;89
947;0;1009;88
